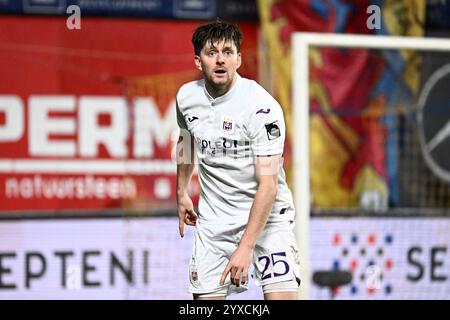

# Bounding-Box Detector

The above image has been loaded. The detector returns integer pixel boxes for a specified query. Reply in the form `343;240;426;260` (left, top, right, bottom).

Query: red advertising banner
0;16;258;212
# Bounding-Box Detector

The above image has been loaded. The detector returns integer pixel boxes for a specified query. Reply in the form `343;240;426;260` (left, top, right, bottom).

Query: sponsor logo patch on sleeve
265;121;281;140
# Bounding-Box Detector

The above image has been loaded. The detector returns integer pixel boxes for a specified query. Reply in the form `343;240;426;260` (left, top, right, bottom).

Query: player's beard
206;69;235;95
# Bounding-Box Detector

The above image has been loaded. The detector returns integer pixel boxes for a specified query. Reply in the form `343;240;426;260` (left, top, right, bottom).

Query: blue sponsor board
427;0;450;29
22;0;67;14
70;0;170;18
0;0;173;18
0;0;258;20
216;0;259;22
0;0;22;13
173;0;215;19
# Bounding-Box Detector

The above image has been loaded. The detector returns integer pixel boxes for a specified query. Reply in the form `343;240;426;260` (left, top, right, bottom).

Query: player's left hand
220;245;253;287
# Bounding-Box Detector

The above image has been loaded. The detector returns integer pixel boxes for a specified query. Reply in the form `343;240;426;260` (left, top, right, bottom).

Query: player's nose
216;52;225;64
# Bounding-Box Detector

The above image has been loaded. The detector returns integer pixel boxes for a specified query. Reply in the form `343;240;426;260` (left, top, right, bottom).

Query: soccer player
176;20;300;300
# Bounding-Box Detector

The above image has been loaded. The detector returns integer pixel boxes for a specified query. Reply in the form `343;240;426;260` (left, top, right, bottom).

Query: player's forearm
177;163;195;198
176;135;195;198
239;182;277;249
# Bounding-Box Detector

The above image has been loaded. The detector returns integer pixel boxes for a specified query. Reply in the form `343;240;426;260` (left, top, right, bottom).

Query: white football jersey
176;74;294;224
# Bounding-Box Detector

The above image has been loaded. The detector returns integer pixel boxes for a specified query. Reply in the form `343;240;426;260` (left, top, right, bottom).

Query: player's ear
194;55;202;71
236;52;242;69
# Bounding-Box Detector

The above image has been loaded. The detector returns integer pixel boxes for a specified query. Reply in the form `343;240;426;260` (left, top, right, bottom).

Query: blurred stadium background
0;0;449;300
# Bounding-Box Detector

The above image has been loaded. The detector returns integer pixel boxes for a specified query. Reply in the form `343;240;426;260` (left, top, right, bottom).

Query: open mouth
214;69;226;75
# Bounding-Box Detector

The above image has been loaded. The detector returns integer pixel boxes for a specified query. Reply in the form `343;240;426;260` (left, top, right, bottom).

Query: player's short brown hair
192;19;243;56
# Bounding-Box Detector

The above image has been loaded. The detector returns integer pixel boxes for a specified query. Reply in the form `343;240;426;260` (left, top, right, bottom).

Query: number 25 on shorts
258;251;290;280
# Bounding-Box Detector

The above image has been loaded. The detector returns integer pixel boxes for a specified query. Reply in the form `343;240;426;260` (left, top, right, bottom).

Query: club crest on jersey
265;121;281;140
222;116;235;134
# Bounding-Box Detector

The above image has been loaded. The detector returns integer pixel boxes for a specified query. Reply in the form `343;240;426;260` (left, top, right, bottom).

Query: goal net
292;33;450;299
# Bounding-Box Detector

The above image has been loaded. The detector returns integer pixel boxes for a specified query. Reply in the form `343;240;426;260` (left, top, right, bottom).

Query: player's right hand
177;194;198;238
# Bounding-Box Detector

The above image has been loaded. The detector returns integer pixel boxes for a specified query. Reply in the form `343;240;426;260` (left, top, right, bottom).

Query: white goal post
292;32;450;300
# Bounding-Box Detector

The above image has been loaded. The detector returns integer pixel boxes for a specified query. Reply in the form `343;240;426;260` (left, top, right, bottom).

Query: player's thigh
189;222;245;295
253;220;301;287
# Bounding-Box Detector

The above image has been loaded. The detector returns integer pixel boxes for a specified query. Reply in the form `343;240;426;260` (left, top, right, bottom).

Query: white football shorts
188;211;301;297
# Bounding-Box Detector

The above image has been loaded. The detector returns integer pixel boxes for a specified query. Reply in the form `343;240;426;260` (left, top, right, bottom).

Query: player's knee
262;278;300;294
194;292;227;300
